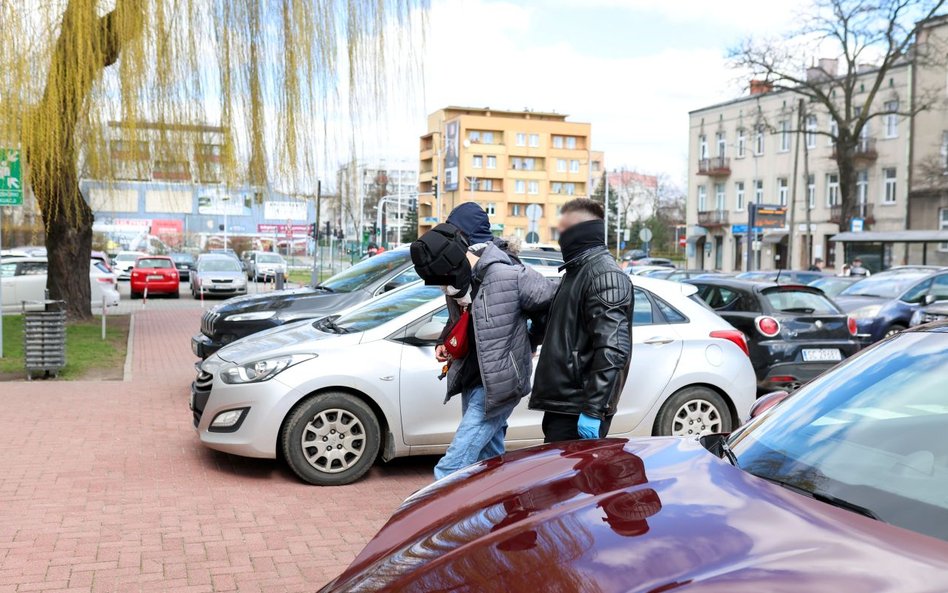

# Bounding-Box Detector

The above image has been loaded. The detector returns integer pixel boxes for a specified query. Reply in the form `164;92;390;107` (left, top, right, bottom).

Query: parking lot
0;307;432;593
107;278;300;315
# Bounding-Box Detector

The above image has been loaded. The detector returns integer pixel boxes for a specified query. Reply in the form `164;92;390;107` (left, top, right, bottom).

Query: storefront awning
762;232;788;244
686;234;704;245
686;226;707;244
831;230;948;243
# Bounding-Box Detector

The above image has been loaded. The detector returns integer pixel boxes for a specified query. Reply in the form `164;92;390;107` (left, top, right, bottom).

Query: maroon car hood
323;438;948;592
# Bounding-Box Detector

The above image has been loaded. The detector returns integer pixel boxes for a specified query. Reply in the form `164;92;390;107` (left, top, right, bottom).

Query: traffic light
308;222;317;238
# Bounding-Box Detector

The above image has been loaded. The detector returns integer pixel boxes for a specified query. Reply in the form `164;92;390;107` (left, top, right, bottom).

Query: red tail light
847;316;858;336
755;316;781;338
710;330;750;356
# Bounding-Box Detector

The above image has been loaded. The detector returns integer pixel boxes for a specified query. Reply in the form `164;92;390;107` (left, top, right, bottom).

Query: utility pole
788;99;803;270
803;104;813;269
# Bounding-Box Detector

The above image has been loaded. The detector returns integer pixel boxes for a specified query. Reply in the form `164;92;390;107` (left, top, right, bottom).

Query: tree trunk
834;132;859;234
43;189;94;320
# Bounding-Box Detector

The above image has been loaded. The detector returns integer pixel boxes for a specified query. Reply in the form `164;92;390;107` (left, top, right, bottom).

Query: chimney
749;79;773;95
818;58;838;77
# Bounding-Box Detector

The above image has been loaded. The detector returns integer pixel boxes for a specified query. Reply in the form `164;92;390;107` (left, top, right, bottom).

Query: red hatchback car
320;324;948;592
130;256;179;299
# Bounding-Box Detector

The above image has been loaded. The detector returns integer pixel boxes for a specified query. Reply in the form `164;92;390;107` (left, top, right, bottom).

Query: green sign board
0;148;23;206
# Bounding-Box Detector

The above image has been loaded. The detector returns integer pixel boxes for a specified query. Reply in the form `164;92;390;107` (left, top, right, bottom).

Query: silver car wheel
671;399;722;436
300;409;366;474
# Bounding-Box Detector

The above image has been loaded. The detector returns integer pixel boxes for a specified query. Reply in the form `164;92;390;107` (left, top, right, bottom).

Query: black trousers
542;412;614;443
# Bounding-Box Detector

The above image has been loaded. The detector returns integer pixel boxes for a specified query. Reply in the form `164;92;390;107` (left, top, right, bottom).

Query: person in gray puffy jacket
411;203;556;480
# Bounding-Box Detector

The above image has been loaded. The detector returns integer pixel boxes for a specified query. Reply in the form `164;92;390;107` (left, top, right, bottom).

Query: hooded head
446;202;494;246
410;223;472;293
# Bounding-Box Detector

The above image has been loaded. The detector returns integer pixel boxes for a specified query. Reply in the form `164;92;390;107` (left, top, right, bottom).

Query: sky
370;0;804;186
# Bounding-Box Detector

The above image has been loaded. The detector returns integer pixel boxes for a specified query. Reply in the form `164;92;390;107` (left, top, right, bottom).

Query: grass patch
0;314;130;381
286;269;313;286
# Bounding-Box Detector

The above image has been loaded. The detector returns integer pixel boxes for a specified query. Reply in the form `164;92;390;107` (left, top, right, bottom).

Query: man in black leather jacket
529;198;633;442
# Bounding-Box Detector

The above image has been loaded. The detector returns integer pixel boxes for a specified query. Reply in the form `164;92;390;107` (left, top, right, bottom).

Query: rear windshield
764;289;839;314
257;254;283;263
839;273;928;299
199;258;241;272
136;258;173;269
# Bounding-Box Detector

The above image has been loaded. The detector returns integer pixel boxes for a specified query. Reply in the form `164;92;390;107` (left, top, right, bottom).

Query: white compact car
113;251;146;280
249;252;287;281
191;275;757;486
1;257;120;310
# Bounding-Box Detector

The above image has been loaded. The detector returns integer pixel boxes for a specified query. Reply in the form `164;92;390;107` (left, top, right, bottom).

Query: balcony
832;138;878;161
829;203;874;225
697;156;731;177
697;210;729;227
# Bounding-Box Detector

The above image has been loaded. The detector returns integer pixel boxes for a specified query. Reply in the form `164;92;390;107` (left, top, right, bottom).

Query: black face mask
558;219;605;262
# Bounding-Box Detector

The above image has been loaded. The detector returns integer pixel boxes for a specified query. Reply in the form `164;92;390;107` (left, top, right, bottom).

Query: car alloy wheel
281;392;381;486
300;409;366;473
884;324;905;339
654;386;733;438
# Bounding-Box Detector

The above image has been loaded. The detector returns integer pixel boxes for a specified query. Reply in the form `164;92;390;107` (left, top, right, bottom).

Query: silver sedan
190;275;756;486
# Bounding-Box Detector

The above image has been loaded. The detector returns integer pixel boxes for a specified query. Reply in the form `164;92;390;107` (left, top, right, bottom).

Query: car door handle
644;336;675;345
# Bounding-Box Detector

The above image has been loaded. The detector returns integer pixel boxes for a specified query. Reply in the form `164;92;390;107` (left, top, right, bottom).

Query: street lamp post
221;194;231;251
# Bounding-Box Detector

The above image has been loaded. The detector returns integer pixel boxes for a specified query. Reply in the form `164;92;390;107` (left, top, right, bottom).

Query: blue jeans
434;385;516;480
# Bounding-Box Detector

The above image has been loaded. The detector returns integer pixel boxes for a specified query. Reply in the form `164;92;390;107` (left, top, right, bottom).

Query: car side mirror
413;321;446;342
748;390;792;420
923;294;936;306
383;280;401;293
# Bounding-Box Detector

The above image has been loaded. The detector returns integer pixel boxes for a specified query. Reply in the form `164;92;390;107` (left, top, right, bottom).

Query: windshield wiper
720;439;740;468
312;284;334;292
317;317;349;334
757;476;881;521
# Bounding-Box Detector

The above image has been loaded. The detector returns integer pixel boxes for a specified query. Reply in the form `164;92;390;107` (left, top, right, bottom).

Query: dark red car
321;323;948;592
129;255;179;299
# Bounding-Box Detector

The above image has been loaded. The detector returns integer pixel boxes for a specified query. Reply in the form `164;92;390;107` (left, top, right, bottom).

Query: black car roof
687;277;819;294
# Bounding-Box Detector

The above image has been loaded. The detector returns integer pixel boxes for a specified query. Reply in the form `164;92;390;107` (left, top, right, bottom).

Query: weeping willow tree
0;0;425;318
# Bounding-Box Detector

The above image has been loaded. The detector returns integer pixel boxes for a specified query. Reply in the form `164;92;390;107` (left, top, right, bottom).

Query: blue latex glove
577;413;601;439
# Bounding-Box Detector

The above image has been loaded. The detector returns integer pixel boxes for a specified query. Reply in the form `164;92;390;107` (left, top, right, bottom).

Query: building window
528;180;539;195
940;208;948;251
486;203;496;216
714;183;726;211
807;174;815;209
516;132;526;146
511;157;537;170
515;180;526;194
777;177;788;205
486;155;497;169
736;128;746;158
716;131;726;157
883;167;897;204
511;203;523;217
564;182;576;195
472;155;483;168
482;131;495;144
468;130;481;143
552;135;564;149
697;186;707;211
806;115;817;148
856;170;868;204
552;182;563;194
754;179;763;203
735;181;745;211
556;159;567;172
941;131;948;171
566;136;577;149
569;159;580;173
884;101;899;138
826;173;839;207
754;125;765;155
828;119;838;146
529;133;540;147
779;121;790;152
698;134;708;159
482;179;494;192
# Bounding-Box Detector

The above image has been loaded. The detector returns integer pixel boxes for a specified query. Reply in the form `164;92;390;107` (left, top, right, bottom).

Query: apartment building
417;106;603;243
335;160;418;242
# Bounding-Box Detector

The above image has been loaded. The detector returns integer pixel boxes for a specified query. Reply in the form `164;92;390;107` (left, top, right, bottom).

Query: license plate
802;348;842;362
147;274;164;280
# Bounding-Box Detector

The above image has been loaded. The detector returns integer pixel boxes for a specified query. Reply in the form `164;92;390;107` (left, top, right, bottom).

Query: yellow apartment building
417;106;603;244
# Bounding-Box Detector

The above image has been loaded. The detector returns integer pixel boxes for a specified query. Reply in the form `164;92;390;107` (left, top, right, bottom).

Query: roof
831;230;948;243
608;171;658;189
438;106;571;122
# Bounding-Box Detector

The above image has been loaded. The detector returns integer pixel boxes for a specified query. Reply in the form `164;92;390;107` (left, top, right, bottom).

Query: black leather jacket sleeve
580;270;633;419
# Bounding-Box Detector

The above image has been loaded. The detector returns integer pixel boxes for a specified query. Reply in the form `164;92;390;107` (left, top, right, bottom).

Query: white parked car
190;275;756;486
112;250;146;280
1;257;120;310
249;252;287;281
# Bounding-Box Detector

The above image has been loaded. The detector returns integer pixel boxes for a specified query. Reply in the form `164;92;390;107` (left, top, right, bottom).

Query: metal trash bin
22;300;66;380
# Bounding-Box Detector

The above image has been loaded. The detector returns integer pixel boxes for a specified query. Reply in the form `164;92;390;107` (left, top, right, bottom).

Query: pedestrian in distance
529;198;633;442
410;203;557;480
850;258;871;277
808;258;824;272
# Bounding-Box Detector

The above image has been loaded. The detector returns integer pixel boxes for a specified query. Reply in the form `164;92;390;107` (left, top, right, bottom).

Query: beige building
417;106;603;243
686;15;948;272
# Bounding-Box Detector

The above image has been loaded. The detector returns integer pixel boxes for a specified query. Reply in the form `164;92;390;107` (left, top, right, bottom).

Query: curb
123;313;135;382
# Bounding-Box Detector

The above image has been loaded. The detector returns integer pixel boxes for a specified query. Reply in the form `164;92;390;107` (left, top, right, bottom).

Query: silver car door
609;288;683;435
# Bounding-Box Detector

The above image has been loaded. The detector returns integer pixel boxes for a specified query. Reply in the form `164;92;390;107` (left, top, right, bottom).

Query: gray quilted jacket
442;243;557;416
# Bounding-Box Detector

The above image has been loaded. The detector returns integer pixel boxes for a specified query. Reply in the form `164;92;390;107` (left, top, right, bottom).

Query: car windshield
330;283;441;333
839;273;928;298
199;258;241;272
729;331;948;542
257;254;283;263
763;288;839;314
318;250;410;293
170;253;193;263
136;258;173;269
115;253;139;261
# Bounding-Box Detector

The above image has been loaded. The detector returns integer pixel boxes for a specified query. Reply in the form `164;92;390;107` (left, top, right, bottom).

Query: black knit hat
410;223;472;292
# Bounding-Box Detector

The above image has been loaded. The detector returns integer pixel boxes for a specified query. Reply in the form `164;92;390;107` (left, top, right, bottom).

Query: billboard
754;204;788;229
257;223;310;235
264;200;308;221
443;119;459;192
197;190;251;216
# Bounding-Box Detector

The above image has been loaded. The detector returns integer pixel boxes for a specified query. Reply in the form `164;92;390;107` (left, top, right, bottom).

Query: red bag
443;308;471;359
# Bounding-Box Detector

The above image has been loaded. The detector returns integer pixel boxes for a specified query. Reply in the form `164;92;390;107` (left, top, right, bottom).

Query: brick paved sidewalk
0;309;432;593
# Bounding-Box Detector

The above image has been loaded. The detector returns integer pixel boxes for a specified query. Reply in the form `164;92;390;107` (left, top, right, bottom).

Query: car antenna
775;268;783;284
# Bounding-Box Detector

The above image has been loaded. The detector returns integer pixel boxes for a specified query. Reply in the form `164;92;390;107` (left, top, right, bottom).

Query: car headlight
226;311;276;322
849;304;883;320
220;353;316;384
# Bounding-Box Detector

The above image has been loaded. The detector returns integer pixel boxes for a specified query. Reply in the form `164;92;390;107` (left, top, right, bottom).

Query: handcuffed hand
577;413;601;439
